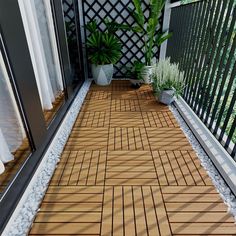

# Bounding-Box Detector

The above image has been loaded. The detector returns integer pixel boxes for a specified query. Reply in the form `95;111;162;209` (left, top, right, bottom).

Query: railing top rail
170;0;205;9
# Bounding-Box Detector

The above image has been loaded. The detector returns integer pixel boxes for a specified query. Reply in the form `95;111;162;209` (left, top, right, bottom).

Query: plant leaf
156;32;173;46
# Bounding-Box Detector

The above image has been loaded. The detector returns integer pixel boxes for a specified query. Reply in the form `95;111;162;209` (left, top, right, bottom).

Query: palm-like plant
86;31;122;65
86;20;123;65
129;0;172;65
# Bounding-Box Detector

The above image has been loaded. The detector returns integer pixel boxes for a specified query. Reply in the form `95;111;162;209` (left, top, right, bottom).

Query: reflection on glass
0;49;31;195
63;0;83;89
19;0;65;126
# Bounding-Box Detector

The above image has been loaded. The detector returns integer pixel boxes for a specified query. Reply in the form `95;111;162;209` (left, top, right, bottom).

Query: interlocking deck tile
29;81;235;236
108;127;150;150
142;111;179;127
147;128;193;151
76;111;110;127
111;99;141;112
110;112;144;127
65;127;109;151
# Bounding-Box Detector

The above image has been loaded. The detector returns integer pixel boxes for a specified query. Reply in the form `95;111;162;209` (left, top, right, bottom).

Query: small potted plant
152;58;185;105
126;61;145;89
129;0;172;84
86;20;123;86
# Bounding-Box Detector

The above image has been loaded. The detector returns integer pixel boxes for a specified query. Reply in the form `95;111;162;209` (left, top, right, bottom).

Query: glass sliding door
0;0;85;230
0;47;31;197
18;0;65;126
63;0;84;90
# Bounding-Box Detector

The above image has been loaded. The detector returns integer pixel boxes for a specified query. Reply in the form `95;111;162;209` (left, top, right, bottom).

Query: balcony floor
29;80;235;235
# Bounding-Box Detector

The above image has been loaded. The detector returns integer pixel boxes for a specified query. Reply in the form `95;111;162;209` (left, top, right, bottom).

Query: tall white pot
141;66;154;84
91;64;113;86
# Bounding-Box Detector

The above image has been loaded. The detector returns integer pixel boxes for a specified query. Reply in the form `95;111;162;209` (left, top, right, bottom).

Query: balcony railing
167;0;236;159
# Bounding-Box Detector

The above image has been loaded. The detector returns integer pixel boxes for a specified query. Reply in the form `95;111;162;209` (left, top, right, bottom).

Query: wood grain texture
29;81;235;235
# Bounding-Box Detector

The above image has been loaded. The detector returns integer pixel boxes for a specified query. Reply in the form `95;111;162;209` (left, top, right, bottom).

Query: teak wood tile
29;81;235;235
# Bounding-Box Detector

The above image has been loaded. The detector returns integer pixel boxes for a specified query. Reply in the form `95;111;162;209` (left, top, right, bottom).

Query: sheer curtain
18;0;64;110
0;48;26;173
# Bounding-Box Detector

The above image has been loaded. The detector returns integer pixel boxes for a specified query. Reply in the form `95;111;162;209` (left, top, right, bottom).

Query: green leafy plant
126;61;145;80
86;20;124;65
129;0;172;65
152;58;185;98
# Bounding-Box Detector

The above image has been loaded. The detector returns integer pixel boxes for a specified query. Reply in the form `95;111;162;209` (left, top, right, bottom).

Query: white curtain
0;48;26;173
18;0;63;110
0;160;4;175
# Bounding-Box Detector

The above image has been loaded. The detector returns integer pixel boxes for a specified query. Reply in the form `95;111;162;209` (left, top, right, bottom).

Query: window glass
63;0;84;90
0;49;31;197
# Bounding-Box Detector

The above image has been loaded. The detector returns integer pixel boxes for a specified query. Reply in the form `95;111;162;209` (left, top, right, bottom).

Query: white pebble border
2;80;92;236
170;105;236;222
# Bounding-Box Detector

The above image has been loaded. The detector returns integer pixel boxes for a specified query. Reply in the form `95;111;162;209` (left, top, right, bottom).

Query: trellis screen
167;0;236;159
82;0;163;78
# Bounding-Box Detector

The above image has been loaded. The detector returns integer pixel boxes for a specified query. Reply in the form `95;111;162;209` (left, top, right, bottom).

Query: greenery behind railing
167;0;236;158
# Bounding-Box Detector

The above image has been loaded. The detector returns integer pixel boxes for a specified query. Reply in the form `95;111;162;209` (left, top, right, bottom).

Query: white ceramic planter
91;64;113;86
141;66;154;84
158;89;175;105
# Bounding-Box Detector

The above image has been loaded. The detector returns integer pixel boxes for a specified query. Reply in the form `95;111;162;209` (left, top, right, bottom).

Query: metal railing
167;0;236;159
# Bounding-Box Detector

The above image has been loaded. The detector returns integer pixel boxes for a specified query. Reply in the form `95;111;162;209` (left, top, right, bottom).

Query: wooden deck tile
51;151;106;186
111;99;141;112
108;127;149;150
86;91;112;100
142;111;179;127
110;112;144;127
29;81;235;235
147;128;193;151
76;111;110;127
65;128;109;151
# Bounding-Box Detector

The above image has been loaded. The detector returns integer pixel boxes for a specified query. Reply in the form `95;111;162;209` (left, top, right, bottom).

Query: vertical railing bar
208;38;236;130
192;0;219;112
185;2;206;104
181;2;202;70
188;0;212;107
177;7;186;62
182;3;201;99
218;85;236;142
181;4;199;99
193;0;233;111
213;59;236;136
179;5;193;69
181;5;197;100
196;0;224;116
225;114;236;149
231;143;236;158
204;2;236;125
184;3;205;103
200;0;231;119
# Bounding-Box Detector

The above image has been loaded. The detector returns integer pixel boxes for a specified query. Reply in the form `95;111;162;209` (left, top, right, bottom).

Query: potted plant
86;20;123;86
129;0;172;84
126;61;145;89
152;58;185;105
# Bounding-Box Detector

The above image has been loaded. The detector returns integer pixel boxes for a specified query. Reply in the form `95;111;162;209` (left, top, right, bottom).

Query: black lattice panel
83;0;163;78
